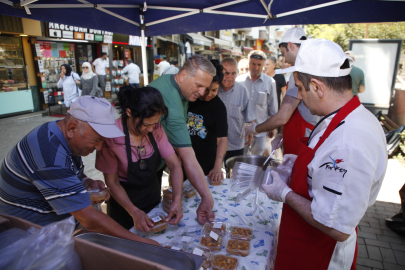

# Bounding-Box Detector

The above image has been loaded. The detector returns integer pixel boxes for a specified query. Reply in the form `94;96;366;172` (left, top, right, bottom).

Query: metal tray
75;233;204;270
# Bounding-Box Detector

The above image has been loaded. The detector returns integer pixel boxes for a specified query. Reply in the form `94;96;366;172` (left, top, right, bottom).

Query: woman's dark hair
115;86;168;131
210;59;224;84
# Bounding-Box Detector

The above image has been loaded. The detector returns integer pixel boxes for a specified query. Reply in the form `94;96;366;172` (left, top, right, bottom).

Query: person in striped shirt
0;96;160;246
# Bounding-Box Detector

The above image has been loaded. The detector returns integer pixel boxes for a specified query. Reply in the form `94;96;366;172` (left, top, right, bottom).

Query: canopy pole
140;5;149;86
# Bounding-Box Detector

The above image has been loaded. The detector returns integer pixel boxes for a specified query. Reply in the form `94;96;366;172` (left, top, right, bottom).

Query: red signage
69;44;75;51
43;42;51;50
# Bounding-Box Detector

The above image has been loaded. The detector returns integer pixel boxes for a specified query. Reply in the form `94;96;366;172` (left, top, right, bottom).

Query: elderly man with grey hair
148;55;216;225
236;50;278;156
218;57;256;168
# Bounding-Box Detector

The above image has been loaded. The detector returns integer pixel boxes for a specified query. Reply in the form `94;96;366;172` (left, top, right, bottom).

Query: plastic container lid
162;242;186;252
202;222;227;236
177;225;203;243
226;239;250;257
186;243;213;269
229;224;253;241
162;196;174;204
183;186;196;198
87;188;108;203
199;233;223;251
148;212;168;233
212;254;239;270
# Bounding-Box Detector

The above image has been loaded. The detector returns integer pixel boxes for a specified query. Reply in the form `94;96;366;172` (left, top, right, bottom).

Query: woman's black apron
107;120;161;230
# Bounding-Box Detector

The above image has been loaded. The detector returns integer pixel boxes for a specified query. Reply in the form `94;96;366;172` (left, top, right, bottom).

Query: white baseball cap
70;96;125;138
279;28;307;44
275;39;353;77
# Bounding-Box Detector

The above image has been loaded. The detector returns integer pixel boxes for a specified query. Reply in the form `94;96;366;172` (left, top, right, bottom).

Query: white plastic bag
0;217;82;270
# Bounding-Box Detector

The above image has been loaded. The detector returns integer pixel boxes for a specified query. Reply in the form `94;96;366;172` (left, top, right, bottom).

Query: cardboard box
0;214;172;270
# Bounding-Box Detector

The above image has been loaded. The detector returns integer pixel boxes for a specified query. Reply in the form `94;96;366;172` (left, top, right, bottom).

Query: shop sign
49;29;61;38
85;33;94;41
48;22;113;36
62;31;74;39
69;44;75;51
102;45;109;54
124;50;130;58
220;35;232;42
94;35;103;42
128;35;147;46
103;35;113;44
74;32;85;40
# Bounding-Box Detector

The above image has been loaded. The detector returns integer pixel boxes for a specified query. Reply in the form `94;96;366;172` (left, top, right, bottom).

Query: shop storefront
186;33;218;60
33;22;113;109
0;35;32;116
111;34;152;92
0;16;43;116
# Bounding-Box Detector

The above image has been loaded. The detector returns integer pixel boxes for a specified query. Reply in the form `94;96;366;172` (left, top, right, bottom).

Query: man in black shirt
264;56;287;107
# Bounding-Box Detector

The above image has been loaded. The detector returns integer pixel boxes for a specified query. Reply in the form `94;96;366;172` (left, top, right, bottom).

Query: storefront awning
205;37;232;47
157;36;178;44
187;33;212;47
221;48;243;56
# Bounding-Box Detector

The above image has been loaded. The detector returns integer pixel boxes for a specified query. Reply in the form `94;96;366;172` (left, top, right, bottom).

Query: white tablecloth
130;178;283;270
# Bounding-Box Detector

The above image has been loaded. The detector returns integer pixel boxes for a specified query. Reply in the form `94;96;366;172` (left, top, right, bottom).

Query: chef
262;39;388;269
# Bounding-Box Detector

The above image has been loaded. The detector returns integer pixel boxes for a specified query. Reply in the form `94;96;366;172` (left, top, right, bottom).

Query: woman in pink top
96;86;183;232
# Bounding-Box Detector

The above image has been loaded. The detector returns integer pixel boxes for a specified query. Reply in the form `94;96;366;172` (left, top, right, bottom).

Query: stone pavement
0;113;404;269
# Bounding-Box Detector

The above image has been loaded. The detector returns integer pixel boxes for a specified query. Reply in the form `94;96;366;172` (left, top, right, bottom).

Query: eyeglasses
250;55;264;60
83;67;89;69
136;146;147;170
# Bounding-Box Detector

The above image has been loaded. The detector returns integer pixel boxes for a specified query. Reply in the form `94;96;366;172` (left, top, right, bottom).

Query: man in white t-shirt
92;52;108;96
262;39;387;270
122;59;141;88
185;41;191;60
156;57;170;76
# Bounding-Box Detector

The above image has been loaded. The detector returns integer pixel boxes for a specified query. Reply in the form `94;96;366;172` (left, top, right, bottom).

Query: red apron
283;108;315;155
275;96;361;270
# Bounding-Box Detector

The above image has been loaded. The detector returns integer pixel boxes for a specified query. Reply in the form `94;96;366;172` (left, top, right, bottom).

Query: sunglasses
250;55;264;60
136;146;147;170
83;67;89;69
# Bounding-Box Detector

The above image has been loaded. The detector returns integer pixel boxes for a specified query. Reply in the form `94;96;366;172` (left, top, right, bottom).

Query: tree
305;23;405;51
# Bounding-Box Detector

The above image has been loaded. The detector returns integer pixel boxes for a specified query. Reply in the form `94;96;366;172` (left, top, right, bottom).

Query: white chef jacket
93;58;107;75
306;104;387;270
122;63;141;84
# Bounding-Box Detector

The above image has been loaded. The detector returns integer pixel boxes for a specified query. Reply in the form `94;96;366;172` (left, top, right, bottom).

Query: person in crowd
345;50;365;95
265;56;287;107
218;57;256;167
0;96;160;246
122;59;141;88
92;52;108;96
96;86;183;232
162;60;179;75
156;57;170;76
276;55;284;69
246;28;320;156
238;58;249;74
148;55;215;225
57;64;81;108
282;57;292;83
187;60;228;182
76;62;102;97
236;51;278;156
262;39;387;270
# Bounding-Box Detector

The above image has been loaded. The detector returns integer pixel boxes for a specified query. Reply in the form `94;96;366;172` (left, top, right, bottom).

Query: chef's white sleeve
310;146;376;235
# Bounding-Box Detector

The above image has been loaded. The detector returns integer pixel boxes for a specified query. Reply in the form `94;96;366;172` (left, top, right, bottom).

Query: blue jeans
130;83;139;88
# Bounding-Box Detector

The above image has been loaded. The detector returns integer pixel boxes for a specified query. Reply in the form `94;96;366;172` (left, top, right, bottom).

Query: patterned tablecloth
130;178;283;270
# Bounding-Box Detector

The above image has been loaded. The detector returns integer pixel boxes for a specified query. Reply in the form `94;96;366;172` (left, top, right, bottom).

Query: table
130;178;283;270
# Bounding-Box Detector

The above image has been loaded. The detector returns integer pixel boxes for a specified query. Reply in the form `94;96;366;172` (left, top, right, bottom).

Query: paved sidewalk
0;114;404;269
